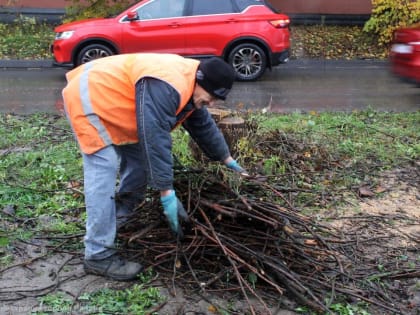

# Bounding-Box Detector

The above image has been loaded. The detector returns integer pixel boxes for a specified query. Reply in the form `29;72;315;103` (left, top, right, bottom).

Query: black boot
84;254;143;281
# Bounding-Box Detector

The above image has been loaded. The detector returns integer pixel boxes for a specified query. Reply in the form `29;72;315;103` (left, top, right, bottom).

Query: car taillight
269;19;290;28
411;41;420;52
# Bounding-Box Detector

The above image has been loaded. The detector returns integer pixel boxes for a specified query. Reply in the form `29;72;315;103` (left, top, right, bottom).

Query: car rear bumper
271;49;290;66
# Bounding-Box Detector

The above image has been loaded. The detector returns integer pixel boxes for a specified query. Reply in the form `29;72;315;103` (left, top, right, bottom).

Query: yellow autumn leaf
208;305;218;313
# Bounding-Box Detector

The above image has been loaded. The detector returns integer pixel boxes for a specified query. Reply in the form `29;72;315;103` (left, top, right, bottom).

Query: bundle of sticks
118;166;413;314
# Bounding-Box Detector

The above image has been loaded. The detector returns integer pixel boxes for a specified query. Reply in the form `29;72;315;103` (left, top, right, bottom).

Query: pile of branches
118;165;418;314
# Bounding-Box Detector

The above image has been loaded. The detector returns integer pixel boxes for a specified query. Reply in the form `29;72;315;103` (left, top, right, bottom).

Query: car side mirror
127;11;139;21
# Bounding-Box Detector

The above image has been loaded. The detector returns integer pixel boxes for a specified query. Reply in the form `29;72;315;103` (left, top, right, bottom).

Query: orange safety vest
63;53;199;154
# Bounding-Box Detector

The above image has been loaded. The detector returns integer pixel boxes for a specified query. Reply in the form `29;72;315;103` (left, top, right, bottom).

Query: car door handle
168;22;181;28
226;18;238;23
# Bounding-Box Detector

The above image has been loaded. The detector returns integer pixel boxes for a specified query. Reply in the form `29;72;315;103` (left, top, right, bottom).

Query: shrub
363;0;420;46
64;0;134;22
0;17;54;59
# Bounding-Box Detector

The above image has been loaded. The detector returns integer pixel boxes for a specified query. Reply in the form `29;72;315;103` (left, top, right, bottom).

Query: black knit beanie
196;57;236;100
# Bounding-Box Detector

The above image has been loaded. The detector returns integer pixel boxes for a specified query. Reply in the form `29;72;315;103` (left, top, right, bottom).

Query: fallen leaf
375;186;387;193
208;305;217;313
359;186;375;197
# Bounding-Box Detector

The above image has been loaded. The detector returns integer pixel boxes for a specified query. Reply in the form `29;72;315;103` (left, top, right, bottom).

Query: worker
62;53;247;281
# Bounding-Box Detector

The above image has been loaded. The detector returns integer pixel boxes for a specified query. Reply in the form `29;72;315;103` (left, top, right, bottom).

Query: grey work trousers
82;143;146;260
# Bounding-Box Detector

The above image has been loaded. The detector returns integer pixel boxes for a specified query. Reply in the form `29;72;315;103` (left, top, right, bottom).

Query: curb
0;59;54;69
0;58;388;70
285;58;388;69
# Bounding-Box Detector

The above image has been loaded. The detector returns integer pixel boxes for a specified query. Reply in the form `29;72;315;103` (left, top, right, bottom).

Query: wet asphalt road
0;59;418;114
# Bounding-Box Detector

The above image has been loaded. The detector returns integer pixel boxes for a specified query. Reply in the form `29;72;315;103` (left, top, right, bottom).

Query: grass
254;109;419;164
0;17;388;60
2;110;418;234
2;110;418;212
1;110;418;314
32;271;162;314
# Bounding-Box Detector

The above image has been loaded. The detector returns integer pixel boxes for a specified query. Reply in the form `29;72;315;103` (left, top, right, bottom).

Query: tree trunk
189;109;246;162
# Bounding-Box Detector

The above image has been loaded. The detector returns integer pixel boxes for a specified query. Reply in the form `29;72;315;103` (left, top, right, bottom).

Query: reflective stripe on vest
79;62;113;147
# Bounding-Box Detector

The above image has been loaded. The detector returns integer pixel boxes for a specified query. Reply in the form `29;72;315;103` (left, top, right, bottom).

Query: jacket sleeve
182;107;231;162
135;78;179;191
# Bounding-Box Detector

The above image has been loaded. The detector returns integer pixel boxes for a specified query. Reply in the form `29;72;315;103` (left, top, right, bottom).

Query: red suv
51;0;290;81
389;23;420;85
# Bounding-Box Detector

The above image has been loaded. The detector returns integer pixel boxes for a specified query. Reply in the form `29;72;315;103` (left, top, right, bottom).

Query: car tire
228;43;267;81
76;43;114;66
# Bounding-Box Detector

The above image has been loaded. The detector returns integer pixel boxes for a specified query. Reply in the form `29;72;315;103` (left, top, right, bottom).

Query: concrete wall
0;0;68;9
272;0;372;15
0;0;373;25
0;0;373;14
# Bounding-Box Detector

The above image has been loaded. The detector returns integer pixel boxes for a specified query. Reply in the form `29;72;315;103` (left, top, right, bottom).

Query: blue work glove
226;159;249;176
160;190;189;238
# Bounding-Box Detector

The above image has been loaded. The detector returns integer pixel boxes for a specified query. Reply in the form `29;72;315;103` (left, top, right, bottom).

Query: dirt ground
1;166;419;315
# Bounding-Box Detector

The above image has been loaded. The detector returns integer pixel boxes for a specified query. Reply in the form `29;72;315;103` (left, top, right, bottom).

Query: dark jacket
136;77;230;191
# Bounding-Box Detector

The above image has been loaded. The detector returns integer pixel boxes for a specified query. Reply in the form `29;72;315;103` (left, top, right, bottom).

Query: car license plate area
391;44;413;54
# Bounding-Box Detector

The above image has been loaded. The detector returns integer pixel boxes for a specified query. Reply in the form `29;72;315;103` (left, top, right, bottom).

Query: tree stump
217;116;246;156
189;109;246;162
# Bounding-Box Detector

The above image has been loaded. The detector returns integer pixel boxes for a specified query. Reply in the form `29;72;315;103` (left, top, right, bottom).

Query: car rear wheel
228;43;267;81
76;43;114;66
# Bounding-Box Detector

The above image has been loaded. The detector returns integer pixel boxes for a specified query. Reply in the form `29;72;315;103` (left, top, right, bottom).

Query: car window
261;0;280;13
137;0;186;20
234;0;263;12
191;0;236;15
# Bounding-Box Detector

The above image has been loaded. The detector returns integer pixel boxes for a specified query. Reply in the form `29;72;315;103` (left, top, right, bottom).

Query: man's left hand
225;159;249;177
